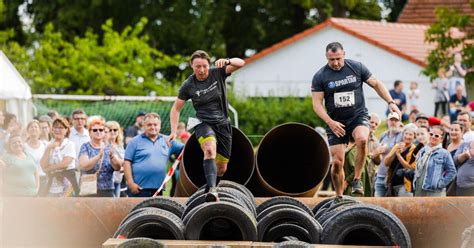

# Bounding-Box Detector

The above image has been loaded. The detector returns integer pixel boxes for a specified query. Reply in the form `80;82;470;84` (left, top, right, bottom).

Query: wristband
388;100;396;105
226;58;231;65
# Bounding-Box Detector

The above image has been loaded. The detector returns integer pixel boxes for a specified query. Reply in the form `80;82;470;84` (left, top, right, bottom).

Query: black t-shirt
311;59;372;122
178;67;230;124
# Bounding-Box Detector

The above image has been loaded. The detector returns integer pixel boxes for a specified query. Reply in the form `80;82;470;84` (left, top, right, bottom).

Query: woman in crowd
384;125;417;196
453;140;474;196
0;133;38;196
105;121;125;197
40;117;78;197
414;126;456;196
446;121;464;195
24;120;48;195
79;119;121;197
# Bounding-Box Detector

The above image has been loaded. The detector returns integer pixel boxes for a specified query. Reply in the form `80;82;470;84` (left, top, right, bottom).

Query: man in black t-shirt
311;42;401;200
168;50;245;201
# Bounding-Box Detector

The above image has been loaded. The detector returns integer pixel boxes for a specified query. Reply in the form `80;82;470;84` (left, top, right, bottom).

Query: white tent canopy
0;50;33;127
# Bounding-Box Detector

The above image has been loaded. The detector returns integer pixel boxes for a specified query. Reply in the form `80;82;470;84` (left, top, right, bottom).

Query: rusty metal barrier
1;197;472;247
248;123;330;197
174;126;255;196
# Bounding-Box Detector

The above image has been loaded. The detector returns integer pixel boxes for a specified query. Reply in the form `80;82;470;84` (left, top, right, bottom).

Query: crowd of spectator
0;109;191;197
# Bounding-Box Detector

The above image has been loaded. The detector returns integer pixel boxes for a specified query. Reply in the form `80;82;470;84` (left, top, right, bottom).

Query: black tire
257;196;313;217
117;237;166;248
258;208;322;244
130;197;184;218
185;202;258;241
114;208;185;240
182;197;248;225
182;191;248;220
257;203;305;222
119;207;159;229
266;223;311;243
216;187;257;217
313;196;361;217
272;240;313;248
321;204;411;247
316;201;360;225
218;180;256;206
187;186;255;213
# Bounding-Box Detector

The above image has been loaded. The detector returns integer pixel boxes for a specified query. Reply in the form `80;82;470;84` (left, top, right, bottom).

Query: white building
230;18;436;118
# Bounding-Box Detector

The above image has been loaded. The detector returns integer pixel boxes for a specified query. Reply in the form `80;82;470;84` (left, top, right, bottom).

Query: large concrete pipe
2;197;472;248
250;123;330;197
174;126;255;196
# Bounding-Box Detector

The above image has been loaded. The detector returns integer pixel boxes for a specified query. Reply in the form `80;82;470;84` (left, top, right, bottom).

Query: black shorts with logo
327;115;370;146
194;121;232;162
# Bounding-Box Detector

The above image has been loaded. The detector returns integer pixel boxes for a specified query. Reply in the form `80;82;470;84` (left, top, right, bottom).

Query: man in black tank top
311;42;401;199
168;50;245;202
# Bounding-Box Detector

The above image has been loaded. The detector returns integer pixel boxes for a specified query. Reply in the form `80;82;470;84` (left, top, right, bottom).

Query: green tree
423;7;472;80
2;18;186;95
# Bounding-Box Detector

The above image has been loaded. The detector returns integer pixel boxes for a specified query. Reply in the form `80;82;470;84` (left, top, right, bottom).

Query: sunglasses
109;129;119;132
92;128;104;133
429;132;442;138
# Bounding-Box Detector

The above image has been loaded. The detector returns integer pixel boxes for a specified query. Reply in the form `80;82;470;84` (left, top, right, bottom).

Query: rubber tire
316;201;360;225
184;202;258;241
119;207;159;229
187;186;256;215
257;203;306;222
313;196;361;217
265;223;311;243
117;237;166;248
182;197;246;225
257;208;322;244
130;197;184;218
272;240;314;248
257;196;313;217
218;180;256;206
182;191;248;220
114;208;185;240
321;204;411;248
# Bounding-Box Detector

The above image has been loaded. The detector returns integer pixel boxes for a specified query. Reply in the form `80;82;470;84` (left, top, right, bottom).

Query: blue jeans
374;176;387;197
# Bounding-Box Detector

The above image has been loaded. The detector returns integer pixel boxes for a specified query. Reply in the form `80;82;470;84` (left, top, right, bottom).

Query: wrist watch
388;100;396;105
226;58;231;65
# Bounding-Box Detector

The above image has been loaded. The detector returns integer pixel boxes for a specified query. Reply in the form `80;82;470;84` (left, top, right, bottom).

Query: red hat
179;131;191;140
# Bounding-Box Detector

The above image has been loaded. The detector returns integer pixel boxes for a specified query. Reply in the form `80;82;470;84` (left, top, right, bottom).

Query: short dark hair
394;80;402;88
450;121;464;133
458;111;471;121
71;109;86;118
326;42;344;53
190;50;211;64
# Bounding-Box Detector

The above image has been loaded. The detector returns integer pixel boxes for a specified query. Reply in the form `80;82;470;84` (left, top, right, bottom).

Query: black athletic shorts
327;115;370;146
194;121;232;163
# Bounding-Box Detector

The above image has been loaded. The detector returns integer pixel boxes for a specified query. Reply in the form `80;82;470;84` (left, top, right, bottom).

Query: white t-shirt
463;130;474;143
69;128;90;167
47;139;76;194
24;140;47;176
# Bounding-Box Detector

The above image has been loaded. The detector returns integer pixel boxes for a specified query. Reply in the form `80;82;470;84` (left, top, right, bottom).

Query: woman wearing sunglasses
79;119;121;197
414;126;456;196
105;121;125;197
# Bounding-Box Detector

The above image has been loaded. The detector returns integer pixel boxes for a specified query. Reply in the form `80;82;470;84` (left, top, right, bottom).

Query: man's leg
330;144;346;197
201;138;218;191
351;125;369;195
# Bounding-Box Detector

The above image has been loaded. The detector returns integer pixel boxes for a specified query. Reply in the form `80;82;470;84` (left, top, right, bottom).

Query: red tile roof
398;0;474;25
245;18;435;67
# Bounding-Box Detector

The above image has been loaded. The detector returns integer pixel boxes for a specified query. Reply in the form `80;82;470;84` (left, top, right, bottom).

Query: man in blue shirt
124;112;184;197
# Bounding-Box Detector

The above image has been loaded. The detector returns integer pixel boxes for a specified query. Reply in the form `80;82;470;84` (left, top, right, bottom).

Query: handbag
79;154;104;196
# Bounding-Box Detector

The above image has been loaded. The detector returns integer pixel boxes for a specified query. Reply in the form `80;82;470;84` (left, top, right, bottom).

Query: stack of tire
182;180;258;241
313;196;411;247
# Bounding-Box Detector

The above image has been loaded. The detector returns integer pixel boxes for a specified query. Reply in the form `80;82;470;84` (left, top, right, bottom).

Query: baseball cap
387;112;400;120
136;111;146;117
416;113;429;121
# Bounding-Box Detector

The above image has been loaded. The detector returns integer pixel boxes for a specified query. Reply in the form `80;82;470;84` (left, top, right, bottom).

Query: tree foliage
2;17;186;95
423;7;472;80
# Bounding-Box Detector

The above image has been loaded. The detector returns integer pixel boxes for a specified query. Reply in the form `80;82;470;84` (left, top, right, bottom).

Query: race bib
334;91;355;108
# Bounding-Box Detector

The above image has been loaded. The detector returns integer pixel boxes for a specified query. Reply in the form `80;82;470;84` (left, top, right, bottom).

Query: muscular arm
225;58;245;74
311;91;332;124
170;99;186;135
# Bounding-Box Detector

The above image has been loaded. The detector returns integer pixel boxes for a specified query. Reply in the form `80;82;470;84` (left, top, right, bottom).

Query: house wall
230;27;435;120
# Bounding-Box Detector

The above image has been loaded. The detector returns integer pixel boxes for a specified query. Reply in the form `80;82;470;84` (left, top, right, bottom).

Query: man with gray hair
367;113;382;187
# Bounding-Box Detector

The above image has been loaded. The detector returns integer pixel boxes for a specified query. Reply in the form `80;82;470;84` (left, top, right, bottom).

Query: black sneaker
205;187;219;202
351;179;364;196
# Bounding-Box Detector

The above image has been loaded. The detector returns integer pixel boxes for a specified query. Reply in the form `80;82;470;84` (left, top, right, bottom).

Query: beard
388;126;400;134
